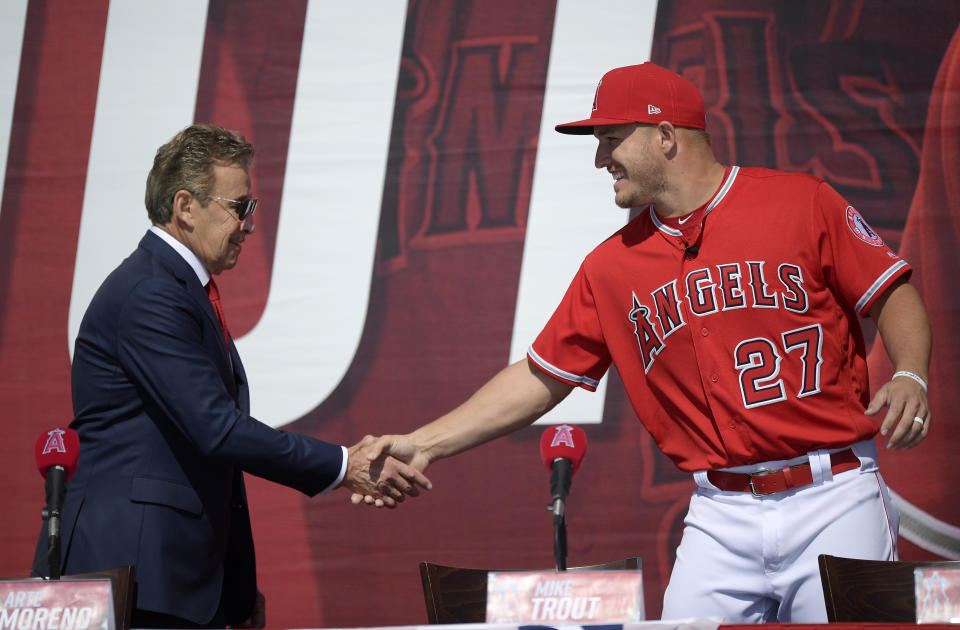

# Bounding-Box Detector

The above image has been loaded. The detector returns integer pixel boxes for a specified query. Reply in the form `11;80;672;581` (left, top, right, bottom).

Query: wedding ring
913;416;925;426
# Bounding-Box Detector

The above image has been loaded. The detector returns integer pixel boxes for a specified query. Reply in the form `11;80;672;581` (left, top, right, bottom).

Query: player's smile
612;171;626;190
592;123;667;209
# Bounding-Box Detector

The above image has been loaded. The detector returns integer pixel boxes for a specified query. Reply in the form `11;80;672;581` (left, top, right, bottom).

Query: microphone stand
45;525;61;580
42;466;66;580
547;457;574;572
551;498;568;571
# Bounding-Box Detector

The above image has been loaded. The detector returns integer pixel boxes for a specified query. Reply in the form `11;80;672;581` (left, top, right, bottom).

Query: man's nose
595;144;610;169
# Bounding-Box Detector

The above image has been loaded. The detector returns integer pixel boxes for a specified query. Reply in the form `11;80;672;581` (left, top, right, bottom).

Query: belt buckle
748;467;772;496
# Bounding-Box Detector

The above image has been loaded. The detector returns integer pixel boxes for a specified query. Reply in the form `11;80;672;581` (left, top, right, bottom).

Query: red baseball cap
555;62;706;134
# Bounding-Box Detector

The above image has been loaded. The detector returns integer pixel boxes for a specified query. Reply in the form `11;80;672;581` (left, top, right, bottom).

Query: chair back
818;554;960;622
419;557;640;624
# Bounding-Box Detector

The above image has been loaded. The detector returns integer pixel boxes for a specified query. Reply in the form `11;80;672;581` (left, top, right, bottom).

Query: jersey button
710;373;719;383
701;327;708;336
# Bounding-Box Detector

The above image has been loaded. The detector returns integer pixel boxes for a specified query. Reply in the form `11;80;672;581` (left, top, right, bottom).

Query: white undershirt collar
149;225;211;287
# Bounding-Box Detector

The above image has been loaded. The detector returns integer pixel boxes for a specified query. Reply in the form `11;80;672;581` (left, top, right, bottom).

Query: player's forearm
870;279;932;380
410;359;573;463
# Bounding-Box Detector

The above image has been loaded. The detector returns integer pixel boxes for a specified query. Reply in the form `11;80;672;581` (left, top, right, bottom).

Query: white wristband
892;370;927;392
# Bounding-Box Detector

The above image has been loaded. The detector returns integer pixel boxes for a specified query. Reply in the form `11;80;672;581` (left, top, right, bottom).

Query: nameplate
486;570;644;624
0;579;115;630
916;567;960;623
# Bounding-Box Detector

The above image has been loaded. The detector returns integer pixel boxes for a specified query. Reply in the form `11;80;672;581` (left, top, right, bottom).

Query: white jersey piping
856;260;910;314
527;345;601;389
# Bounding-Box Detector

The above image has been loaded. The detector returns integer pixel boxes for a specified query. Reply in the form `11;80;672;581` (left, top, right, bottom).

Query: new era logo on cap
555;62;707;135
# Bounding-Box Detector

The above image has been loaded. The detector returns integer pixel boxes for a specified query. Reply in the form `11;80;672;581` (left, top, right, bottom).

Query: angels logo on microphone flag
34;428;79;479
550;425;577;448
1;1;959;627
540;424;587;473
40;429;67;456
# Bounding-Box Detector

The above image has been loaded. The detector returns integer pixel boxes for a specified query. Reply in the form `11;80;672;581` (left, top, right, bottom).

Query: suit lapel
139;232;238;394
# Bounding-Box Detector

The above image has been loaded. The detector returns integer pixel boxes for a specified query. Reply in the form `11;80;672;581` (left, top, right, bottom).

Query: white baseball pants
661;439;899;623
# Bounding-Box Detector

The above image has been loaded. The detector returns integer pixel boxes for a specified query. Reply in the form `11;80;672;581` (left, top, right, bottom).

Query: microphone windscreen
539;424;587;474
35;428;80;481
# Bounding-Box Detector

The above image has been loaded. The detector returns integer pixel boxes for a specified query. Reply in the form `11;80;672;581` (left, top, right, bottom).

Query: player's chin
613;193;635;209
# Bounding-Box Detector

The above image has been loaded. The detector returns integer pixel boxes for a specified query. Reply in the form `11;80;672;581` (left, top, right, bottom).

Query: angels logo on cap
846;206;884;246
591;78;602;112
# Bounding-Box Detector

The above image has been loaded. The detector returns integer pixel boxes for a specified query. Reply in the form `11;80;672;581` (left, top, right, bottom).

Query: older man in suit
32;124;429;628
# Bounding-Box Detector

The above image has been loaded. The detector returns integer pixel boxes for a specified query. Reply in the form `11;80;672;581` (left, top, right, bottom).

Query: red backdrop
2;1;958;627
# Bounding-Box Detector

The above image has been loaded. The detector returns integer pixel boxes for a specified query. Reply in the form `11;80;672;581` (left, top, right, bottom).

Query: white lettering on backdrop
65;0;659;428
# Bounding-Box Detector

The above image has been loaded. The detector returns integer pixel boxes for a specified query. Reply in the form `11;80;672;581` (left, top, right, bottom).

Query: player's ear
657;121;678;157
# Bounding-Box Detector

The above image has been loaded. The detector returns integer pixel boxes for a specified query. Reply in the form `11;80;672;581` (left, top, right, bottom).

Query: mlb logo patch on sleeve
846;206;884;246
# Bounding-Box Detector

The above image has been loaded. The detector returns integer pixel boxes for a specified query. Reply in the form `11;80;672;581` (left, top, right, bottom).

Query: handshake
332;359;567;507
339;434;433;508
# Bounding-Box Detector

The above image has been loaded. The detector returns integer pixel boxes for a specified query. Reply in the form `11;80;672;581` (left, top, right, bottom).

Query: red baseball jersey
528;166;910;471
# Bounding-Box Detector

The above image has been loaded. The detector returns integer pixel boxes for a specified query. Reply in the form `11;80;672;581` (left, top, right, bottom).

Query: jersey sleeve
814;182;911;316
528;262;611;391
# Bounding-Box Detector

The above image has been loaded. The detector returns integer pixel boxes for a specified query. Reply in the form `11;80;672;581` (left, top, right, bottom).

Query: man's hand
339;435;432;508
865;373;930;450
349;434;432;507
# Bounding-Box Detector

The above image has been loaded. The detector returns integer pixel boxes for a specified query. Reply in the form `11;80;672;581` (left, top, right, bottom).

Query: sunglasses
210;195;259;221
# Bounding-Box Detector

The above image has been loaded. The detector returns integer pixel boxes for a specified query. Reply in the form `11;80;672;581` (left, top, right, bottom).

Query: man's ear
657;121;678;158
172;189;195;229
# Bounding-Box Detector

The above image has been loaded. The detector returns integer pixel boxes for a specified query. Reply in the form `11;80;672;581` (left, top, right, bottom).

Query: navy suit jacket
34;231;344;624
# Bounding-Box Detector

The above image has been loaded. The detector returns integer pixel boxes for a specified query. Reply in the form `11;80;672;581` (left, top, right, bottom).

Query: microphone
539;424;587;517
35;427;80;580
684;243;699;257
540;425;587;571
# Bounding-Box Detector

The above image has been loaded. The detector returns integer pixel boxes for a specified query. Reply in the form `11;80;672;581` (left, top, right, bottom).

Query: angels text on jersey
628;259;822;410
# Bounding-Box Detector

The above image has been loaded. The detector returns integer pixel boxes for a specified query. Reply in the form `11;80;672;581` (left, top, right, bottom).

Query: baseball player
360;63;932;623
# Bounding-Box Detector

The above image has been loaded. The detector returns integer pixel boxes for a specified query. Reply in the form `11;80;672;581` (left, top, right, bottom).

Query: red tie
206;278;231;348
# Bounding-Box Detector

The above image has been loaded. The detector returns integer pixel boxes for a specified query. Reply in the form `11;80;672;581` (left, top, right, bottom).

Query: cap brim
554;116;638;135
